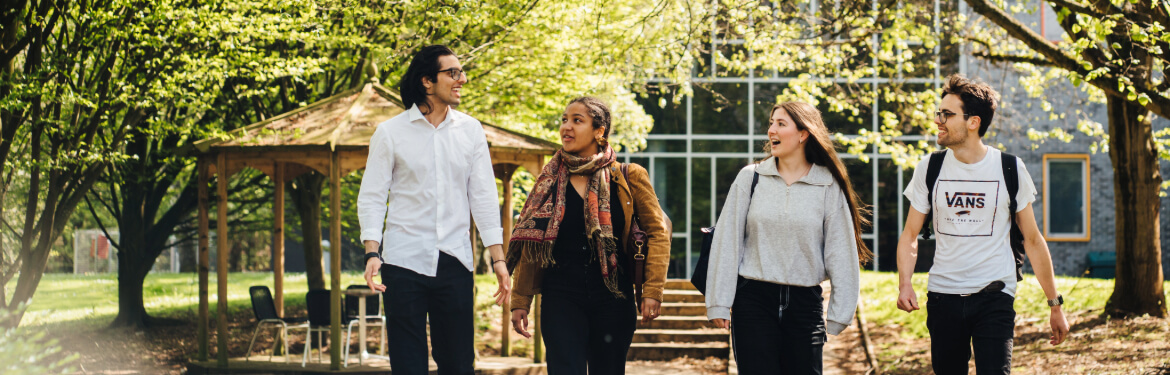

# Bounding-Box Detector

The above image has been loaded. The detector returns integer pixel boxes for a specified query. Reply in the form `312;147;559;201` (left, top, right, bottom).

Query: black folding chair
304;289;336;366
245;286;309;364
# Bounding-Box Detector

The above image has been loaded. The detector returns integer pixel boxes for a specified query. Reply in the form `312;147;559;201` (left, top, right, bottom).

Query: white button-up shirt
357;104;503;275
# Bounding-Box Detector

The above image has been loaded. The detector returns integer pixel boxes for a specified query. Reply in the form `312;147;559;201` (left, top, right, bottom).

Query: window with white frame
1043;154;1090;241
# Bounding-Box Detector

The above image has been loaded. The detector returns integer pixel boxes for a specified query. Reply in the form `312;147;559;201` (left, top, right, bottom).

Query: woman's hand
640;298;662;324
510;309;532;339
711;318;730;329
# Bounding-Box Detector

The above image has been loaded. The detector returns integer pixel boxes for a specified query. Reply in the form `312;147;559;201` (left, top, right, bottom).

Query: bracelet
492;259;506;265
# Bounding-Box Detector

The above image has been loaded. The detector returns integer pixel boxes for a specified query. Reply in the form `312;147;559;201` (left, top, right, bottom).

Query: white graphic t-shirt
903;148;1036;297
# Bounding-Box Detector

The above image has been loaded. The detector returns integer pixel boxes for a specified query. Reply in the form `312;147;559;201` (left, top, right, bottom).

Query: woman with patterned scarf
506;97;671;375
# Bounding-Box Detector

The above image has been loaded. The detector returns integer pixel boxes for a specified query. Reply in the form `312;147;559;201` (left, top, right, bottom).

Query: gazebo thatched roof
192;80;556;159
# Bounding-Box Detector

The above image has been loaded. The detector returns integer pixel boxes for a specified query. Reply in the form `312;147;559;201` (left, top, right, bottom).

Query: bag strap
750;170;760;198
921;150;947;240
1001;152;1019;216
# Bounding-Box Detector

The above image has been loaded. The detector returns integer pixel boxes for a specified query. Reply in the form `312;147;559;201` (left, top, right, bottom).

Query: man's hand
1049;307;1070;345
897;284;919;312
711;318;730;329
510;309;532;338
640;298;662;324
492;260;511;307
364;256;386;292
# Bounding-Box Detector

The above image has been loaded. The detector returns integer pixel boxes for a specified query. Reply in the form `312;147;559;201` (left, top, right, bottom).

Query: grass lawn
19;272;373;329
848;271;1170;374
857;270;1143;339
15;271;512;374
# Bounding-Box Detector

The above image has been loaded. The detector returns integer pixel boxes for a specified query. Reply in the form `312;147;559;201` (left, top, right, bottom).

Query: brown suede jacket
509;162;671;312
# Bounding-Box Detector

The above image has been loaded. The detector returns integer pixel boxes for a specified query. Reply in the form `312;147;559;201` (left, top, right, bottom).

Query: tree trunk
1104;95;1167;318
229;241;244;272
111;252;152;328
290;172;326;291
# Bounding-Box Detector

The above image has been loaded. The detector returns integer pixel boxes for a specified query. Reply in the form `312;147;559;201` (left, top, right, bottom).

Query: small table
343;288;388;366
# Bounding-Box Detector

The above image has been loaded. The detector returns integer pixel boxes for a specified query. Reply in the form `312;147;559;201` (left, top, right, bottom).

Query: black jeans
926;290;1016;375
382;252;474;375
730;277;826;375
540;269;637;375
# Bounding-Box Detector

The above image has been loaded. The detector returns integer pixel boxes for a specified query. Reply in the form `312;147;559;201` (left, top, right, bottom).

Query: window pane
669;239;690;279
875;159;902;271
646;139;687;153
844;158;874;206
693;140;748;153
1048;160;1085;234
653;157;688;231
638;87;687;135
688;158;712;278
694;83;749;135
716;158;752;217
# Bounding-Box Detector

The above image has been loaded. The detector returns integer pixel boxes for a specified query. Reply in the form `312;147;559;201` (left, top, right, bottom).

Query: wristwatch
364;251;383;263
1047;294;1064;307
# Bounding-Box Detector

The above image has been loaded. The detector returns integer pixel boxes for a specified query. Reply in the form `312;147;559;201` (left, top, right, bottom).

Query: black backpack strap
1001;153;1019;214
750;171;760;198
1001;152;1026;281
921;150;947;239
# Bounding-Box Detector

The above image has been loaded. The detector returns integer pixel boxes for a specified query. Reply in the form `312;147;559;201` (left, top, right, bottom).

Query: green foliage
0;305;77;374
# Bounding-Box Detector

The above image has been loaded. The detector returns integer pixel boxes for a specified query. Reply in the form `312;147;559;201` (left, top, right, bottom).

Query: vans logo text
945;192;986;208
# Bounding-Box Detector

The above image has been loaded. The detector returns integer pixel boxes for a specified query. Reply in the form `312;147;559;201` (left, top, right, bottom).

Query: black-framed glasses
934;110;971;123
437;67;466;80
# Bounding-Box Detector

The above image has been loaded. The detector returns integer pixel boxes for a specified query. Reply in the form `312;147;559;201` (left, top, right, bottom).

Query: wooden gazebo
189;80;557;370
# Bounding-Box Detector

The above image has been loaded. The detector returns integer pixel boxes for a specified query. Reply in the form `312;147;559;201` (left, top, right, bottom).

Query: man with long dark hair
357;44;510;375
896;74;1070;374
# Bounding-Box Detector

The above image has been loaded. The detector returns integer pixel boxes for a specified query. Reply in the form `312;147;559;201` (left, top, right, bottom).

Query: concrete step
641;316;717;330
659;302;706;316
664;279;698;291
626;342;730;361
632;329;729;344
661;290;704;303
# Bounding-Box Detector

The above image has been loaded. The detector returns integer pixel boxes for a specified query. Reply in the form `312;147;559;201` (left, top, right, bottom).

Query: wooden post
274;162;285;317
197;158;210;362
330;152;343;370
533;294;543;363
216;153;230;367
499;165;515;356
273;162;286;356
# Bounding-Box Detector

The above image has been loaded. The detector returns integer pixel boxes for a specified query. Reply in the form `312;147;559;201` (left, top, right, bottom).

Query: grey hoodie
704;158;860;335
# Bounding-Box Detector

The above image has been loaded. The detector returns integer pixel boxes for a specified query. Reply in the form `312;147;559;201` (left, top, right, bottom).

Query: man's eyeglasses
437;67;466;80
935;110;971;123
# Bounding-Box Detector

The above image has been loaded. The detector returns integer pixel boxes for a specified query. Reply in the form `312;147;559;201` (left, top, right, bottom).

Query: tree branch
84;195;123;253
970;50;1060;67
965;0;1083;72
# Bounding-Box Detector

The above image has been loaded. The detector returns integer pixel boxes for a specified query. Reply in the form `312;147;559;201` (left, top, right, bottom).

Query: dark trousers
540;288;637;375
381;252;474;375
730;277;826;375
926;291;1016;375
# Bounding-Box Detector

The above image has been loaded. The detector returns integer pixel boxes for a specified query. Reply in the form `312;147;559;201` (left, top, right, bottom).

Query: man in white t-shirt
896;74;1070;374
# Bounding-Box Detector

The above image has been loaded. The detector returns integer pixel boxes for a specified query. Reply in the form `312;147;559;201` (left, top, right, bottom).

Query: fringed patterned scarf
506;146;624;298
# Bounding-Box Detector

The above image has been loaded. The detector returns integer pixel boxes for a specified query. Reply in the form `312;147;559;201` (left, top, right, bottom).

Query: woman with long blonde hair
704;101;872;374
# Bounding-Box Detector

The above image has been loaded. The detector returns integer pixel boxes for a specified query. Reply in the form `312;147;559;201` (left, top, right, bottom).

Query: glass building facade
618;0;967;278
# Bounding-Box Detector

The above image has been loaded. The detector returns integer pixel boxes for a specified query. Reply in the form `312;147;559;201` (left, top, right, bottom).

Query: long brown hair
771;102;874;264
